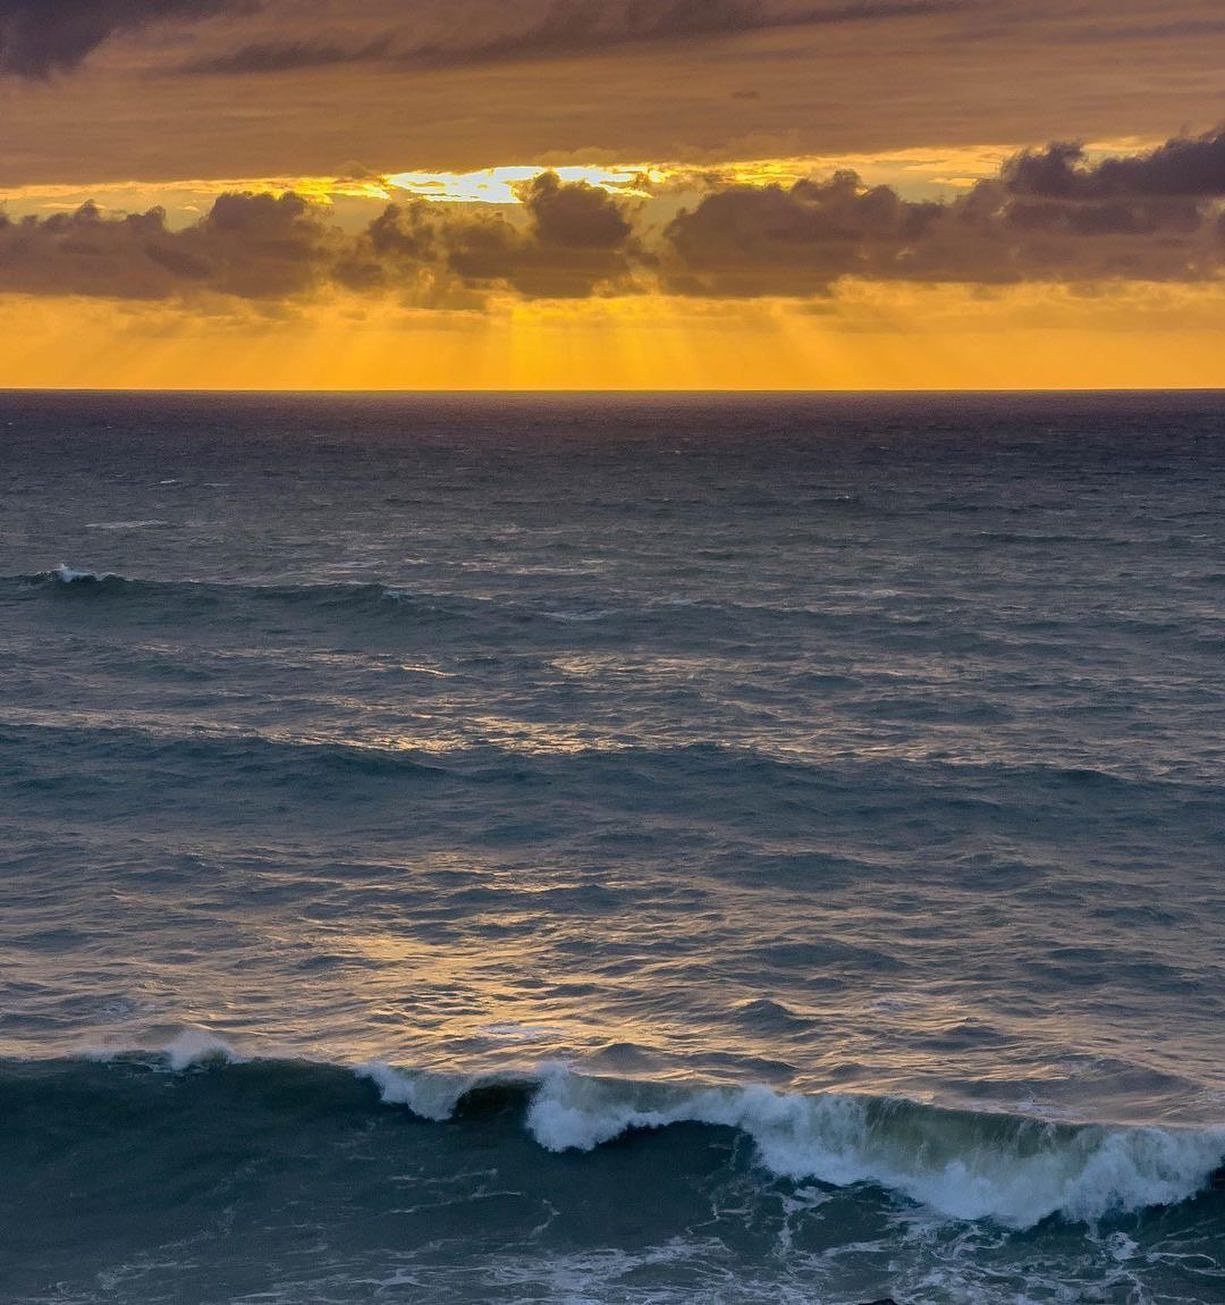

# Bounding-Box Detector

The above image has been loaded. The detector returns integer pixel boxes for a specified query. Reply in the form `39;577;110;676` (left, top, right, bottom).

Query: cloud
0;191;338;298
1003;128;1225;199
0;173;642;303
663;170;943;295
663;133;1225;294
341;173;644;300
526;170;634;248
0;0;255;79
2;136;1223;305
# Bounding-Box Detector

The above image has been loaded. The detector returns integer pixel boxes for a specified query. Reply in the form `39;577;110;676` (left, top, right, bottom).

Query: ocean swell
17;568;446;614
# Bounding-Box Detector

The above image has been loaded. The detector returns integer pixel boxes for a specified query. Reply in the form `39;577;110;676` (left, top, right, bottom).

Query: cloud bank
3;1;1220;191
0;0;961;81
2;131;1222;305
0;174;644;303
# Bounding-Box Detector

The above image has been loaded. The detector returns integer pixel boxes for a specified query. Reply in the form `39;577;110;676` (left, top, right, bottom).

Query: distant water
1;391;1222;1304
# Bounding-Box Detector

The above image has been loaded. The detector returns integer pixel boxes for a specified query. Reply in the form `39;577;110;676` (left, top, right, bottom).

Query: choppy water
1;391;1223;1303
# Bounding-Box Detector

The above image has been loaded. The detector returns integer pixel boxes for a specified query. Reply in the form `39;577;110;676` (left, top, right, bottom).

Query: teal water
1;392;1222;1302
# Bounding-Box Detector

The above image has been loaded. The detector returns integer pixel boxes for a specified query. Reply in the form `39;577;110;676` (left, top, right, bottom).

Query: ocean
0;390;1222;1304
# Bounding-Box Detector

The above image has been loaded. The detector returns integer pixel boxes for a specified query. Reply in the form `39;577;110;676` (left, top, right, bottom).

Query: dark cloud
1004;129;1225;199
0;0;255;79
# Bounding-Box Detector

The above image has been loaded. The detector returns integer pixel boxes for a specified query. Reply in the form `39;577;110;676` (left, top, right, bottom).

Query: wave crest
514;1065;1222;1227
50;563;119;584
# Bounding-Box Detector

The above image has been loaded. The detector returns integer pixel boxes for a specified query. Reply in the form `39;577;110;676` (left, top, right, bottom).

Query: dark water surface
1;391;1222;1302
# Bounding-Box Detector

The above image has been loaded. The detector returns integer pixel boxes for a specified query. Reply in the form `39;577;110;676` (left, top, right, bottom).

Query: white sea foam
352;1060;1222;1227
541;608;616;623
355;1060;478;1122
162;1029;246;1070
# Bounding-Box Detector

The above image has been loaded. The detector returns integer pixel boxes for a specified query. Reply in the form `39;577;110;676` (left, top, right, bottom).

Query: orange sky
1;1;1223;389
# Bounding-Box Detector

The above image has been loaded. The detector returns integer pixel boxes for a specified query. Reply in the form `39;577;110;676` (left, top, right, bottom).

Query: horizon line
2;386;1224;398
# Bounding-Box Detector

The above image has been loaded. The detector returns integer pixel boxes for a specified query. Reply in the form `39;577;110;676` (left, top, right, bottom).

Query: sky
1;0;1223;389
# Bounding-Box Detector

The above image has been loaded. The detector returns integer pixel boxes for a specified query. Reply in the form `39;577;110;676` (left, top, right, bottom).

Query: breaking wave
32;1044;1224;1231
